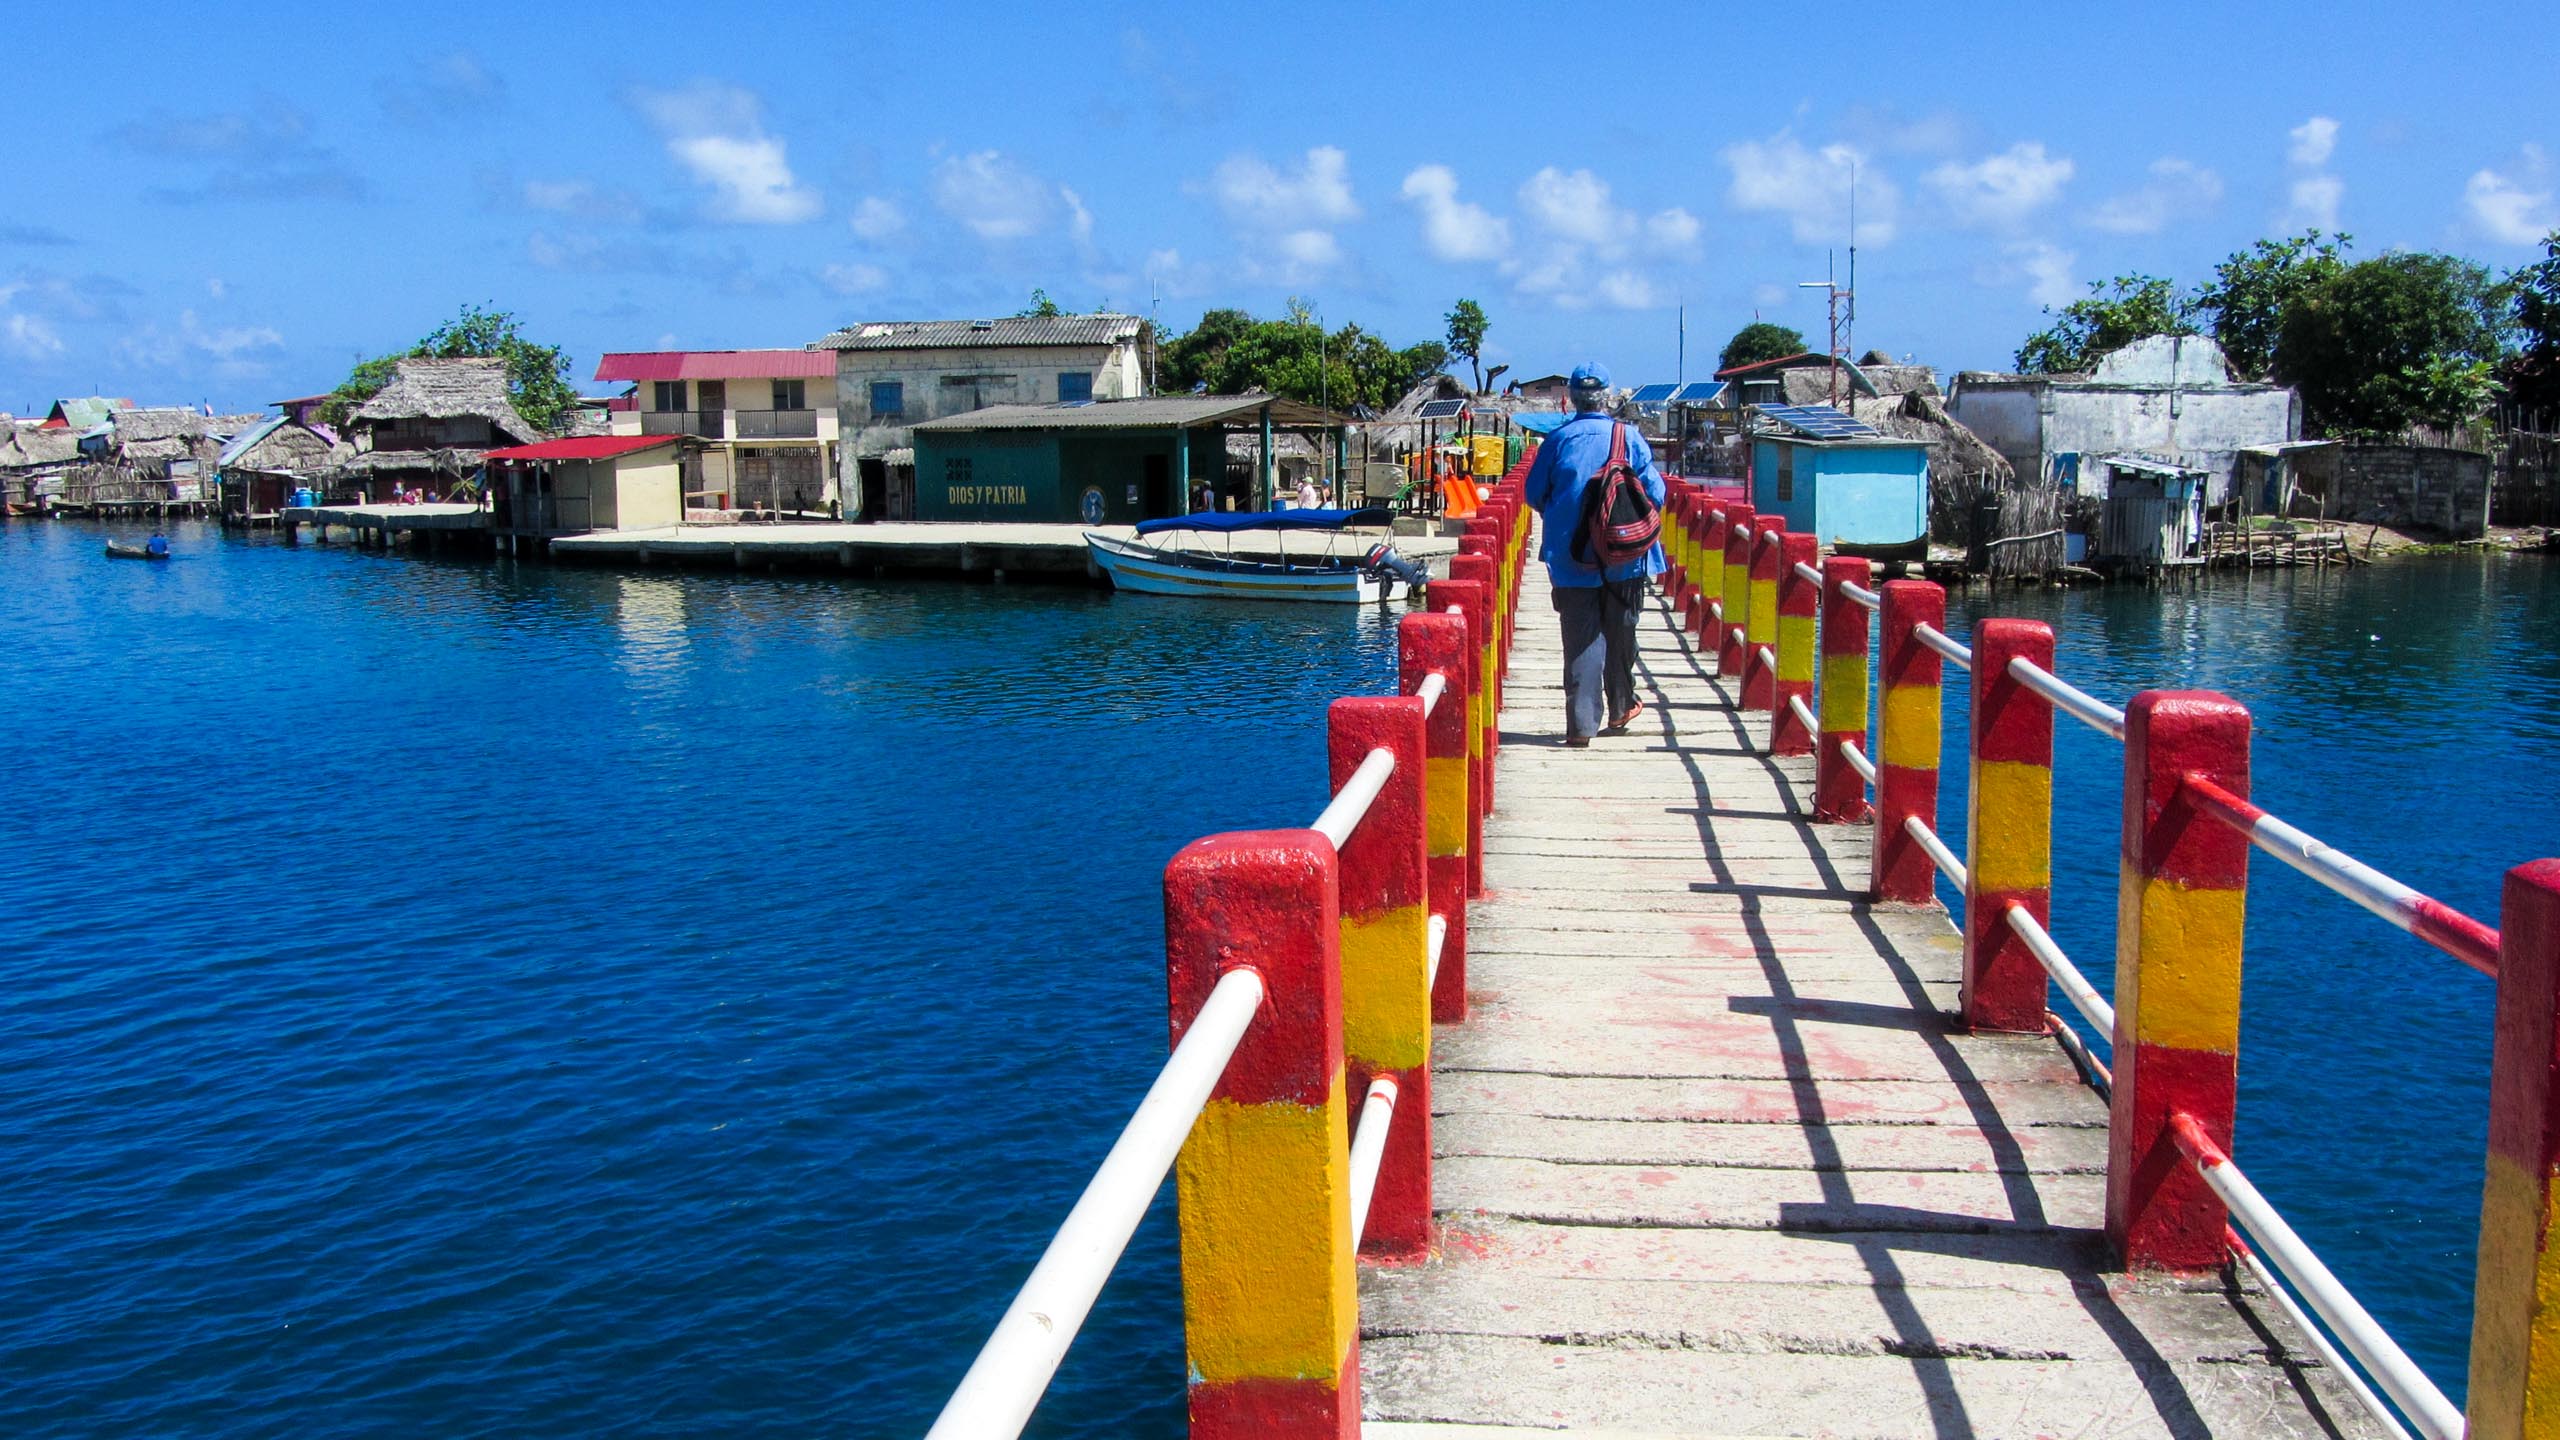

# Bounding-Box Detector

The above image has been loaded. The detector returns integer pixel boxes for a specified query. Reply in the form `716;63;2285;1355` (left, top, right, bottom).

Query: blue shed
1748;404;1931;561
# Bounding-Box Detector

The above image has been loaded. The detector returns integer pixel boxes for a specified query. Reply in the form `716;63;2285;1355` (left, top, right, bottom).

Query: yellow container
1470;435;1503;478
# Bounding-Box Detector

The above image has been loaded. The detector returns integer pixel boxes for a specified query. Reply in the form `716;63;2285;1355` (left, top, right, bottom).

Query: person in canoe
146;532;170;558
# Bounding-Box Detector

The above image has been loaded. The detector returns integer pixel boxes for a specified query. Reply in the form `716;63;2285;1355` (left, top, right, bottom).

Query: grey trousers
1553;578;1646;738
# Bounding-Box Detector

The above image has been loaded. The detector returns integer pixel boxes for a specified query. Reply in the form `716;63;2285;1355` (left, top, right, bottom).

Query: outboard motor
1361;543;1428;591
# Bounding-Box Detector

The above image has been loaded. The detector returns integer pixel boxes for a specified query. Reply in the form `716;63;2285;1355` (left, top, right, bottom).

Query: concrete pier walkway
1357;565;2385;1438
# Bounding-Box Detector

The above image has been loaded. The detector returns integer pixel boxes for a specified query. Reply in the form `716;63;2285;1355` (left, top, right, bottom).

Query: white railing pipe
2236;1244;2413;1440
2168;1114;2462;1440
1841;580;1881;610
1414;670;1447;718
1793;560;1824;586
2006;656;2127;741
2001;903;2115;1035
1913;622;1973;669
1426;913;1448;990
1786;694;1818;739
1346;1076;1402;1247
925;965;1268;1440
1904;815;1967;889
1838;738;1877;786
1312;747;1396;850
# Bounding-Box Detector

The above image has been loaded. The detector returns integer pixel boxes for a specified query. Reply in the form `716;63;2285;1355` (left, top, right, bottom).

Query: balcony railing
640;410;722;437
733;408;818;439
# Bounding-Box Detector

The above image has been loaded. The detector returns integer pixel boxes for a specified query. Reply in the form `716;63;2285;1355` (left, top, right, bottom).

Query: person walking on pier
1522;362;1665;747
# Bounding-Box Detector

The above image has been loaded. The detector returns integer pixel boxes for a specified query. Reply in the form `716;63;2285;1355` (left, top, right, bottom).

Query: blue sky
4;1;2554;414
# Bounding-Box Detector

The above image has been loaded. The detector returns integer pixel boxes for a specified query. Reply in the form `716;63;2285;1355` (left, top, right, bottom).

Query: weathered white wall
2041;387;2298;501
1945;386;2044;475
830;339;1145;509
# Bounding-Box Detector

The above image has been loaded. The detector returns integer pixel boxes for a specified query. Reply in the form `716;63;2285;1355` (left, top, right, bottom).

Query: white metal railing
2169;1114;2460;1440
925;966;1267;1438
1904;815;1967;889
1838;738;1877;785
1793;560;1824;587
2183;775;2501;977
2001;904;2113;1035
1415;671;1447;718
1427;913;1449;989
2236;1242;2412;1440
1755;644;1777;673
1347;1077;1402;1245
2006;657;2127;740
1786;694;1817;740
1913;623;1973;669
1841;580;1881;610
1313;748;1396;849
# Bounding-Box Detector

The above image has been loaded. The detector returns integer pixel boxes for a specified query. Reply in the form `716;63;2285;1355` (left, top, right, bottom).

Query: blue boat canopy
1136;506;1394;536
1512;411;1573;434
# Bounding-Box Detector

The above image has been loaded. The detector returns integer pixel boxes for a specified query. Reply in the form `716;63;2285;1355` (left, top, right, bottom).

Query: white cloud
1723;135;1897;245
632;83;819;224
1061;186;1095;246
821;262;888;295
2466;146;2558;245
1209;146;1360;230
115;308;284;374
931;150;1071;241
1400;164;1510;262
1520;166;1635;248
1143;247;1220;299
1273;229;1340;268
848;195;905;240
522;178;642;224
1646;208;1702;250
2000;241;2079;308
1500;167;1696;311
2284;174;2344;230
1925;142;2073;228
2086;158;2224;234
2289;116;2340;168
3;311;63;360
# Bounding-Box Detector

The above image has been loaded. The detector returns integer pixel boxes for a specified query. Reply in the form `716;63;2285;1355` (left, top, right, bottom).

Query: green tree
1018;288;1064;318
322;304;579;433
2276;252;2514;434
2503;231;2560;416
1156;307;1448;411
2195;231;2351;380
2014;275;2196;374
1718;322;1808;372
1445;298;1489;392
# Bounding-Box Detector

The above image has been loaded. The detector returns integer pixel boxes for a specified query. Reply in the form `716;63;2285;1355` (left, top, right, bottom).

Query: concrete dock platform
1357;567;2386;1438
282;503;487;533
548;520;1458;580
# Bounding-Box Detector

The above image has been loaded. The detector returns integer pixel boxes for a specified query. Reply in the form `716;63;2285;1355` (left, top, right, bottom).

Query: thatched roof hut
0;424;83;470
220;416;335;476
349;357;539;443
1840;390;2014;485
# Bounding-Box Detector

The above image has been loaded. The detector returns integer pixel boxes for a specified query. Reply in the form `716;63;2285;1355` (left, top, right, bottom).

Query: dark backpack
1573;422;1660;569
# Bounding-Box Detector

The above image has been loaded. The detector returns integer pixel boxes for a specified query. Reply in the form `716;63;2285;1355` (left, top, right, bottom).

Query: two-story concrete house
593;349;840;517
815;314;1145;520
1946;335;2299;505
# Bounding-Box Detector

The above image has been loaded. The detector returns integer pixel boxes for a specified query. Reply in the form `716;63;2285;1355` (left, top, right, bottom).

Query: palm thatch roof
0;424;83;468
1839;390;2014;485
224;420;334;475
351;358;540;443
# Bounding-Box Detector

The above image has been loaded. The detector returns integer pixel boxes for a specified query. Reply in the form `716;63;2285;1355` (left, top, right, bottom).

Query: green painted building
908;395;1350;524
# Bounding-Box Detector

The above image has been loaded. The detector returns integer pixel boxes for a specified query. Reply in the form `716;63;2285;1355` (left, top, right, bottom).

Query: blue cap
1569;362;1610;392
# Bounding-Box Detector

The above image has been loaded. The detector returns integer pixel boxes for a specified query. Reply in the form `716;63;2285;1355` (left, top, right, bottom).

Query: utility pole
1147;275;1161;396
1798;257;1850;410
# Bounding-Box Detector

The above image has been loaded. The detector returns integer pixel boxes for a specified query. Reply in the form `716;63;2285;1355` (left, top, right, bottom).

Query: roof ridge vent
970;319;995;330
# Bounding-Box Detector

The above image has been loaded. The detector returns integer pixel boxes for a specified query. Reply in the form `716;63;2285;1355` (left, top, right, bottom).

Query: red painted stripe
1969;619;2056;767
2412;895;2503;977
2110;1039;2238;1271
1327;697;1427;915
1164;832;1341;1107
2125;693;2252;890
1189;1347;1360;1439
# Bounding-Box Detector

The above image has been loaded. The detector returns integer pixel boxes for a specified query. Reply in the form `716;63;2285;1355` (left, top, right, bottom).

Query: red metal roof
485;434;681;462
1714;351;1825;380
593;350;835;382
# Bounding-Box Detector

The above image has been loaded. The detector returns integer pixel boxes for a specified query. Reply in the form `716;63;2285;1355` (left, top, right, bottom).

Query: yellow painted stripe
1178;1090;1355;1383
1699;543;1722;600
1878;684;1940;770
1426;755;1468;855
1968;761;2052;893
1750;578;1778;638
1340;902;1430;1070
2115;869;2245;1052
1777;613;1815;684
1724;562;1749;627
1820;654;1869;732
2466;1153;2560;1438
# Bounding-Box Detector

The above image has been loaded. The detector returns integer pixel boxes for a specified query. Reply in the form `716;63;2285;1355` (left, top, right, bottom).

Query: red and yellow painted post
1815;556;1873;824
1400;612;1470;1024
1455;536;1504;693
2106;691;2250;1272
1770;533;1819;755
1327;695;1434;1259
1740;519;1783;711
1433;574;1491;899
1718;502;1757;679
2469;859;2560;1439
1163;830;1357;1436
1961;619;2056;1034
1871;579;1945;905
1698;505;1730;653
1444;557;1500;827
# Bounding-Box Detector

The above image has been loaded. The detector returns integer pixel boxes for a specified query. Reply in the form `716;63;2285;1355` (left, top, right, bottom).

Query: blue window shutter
870;381;904;418
1058;372;1093;403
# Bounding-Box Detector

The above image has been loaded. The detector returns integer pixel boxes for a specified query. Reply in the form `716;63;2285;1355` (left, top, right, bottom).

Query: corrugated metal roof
910;395;1347;433
487;435;682;462
218;413;290;468
593;350;835;382
816;314;1142;351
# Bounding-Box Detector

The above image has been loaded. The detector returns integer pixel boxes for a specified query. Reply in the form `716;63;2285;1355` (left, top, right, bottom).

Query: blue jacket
1522;413;1667;587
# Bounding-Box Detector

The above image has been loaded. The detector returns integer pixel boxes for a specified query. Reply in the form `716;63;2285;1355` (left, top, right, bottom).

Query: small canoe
105;542;168;561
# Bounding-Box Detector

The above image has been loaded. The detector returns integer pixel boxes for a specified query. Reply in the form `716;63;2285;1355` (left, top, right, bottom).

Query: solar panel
1415;398;1469;420
1629;383;1678;404
1673;381;1727;404
1759;403;1881;440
